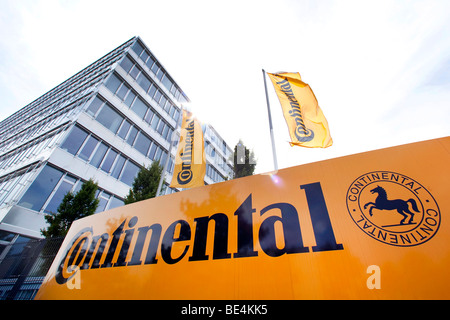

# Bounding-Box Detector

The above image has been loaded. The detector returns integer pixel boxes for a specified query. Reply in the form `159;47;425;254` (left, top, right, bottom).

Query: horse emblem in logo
364;185;419;225
346;171;441;247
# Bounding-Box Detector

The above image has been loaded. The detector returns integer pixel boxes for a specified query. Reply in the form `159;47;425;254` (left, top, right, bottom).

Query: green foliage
124;161;163;204
41;179;99;238
233;140;257;178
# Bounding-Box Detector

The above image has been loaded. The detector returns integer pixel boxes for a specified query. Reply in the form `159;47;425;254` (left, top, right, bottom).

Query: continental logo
346;171;441;247
55;182;343;285
276;78;314;142
177;119;195;185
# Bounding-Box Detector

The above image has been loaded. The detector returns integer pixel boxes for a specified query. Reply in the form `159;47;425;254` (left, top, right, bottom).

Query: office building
0;36;234;255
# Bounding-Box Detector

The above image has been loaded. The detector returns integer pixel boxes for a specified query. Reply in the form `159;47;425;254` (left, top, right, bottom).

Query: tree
233;140;257;178
41;179;99;238
124;161;163;204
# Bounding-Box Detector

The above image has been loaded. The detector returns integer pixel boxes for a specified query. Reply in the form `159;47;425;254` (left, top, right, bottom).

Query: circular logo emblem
346;171;440;247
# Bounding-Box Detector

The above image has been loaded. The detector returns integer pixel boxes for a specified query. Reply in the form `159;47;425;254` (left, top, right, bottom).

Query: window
140;50;149;63
96;104;123;133
151;116;159;131
169;105;176;118
170;85;177;96
44;175;77;214
116;83;129;100
160;96;167;110
131;97;148;119
96;191;111;213
90;143;108;168
5;235;33;260
0;230;16;242
111;155;126;179
117;120;131;139
105;74;122;94
78;135;99;161
151;62;160;75
157;120;165;135
134;133;151;156
145;56;155;69
129;65;140;80
100;149;118;173
162;75;173;91
166;127;174;142
148;85;157;99
109;197;124;210
144;108;154;124
126;126;138;145
148;143;157;160
18;165;63;211
173;109;180;122
162;125;169;140
60;126;88;155
132;41;144;56
156;69;164;81
175;89;182;101
119;161;140;186
154;146;162;161
168;157;174;174
124;90;136;107
136;73;151;92
154;90;162;103
86;96;104;116
120;56;134;73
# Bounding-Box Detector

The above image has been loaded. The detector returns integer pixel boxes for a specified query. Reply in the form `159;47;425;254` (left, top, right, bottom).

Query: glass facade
0;36;233;246
17;164;124;215
59;125;143;185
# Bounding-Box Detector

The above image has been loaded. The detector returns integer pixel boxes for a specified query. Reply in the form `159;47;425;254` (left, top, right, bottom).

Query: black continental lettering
189;213;231;261
127;224;162;266
259;203;309;257
161;220;191;264
301;182;344;252
114;216;138;267
100;219;126;268
84;233;108;269
233;195;258;258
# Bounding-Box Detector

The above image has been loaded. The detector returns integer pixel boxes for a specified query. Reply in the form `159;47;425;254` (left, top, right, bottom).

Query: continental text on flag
276;78;314;142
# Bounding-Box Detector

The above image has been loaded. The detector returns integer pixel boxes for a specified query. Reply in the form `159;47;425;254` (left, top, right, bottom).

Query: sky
1;0;449;174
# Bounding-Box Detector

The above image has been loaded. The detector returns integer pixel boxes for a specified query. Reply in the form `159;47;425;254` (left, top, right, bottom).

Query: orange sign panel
35;137;450;299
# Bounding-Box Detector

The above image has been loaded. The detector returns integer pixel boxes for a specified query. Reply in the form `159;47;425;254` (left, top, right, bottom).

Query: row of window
104;72;177;140
0;163;40;210
206;164;227;183
0;230;34;258
118;54;181;123
0;126;66;172
205;141;232;175
131;41;187;103
0;60;108;149
0;95;88;155
17;164;124;215
85;97;172;162
60;124;176;185
205;126;232;156
0;37;133;141
60;125;143;187
0;231;35;282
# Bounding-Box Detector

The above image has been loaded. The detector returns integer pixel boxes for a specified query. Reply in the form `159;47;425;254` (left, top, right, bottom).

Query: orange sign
35;137;450;299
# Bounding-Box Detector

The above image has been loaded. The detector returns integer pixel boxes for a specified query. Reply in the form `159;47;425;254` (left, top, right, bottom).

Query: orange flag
267;72;332;148
170;109;206;188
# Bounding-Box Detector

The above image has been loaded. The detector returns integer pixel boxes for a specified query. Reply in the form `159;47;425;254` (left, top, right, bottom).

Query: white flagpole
262;69;279;171
156;105;184;197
